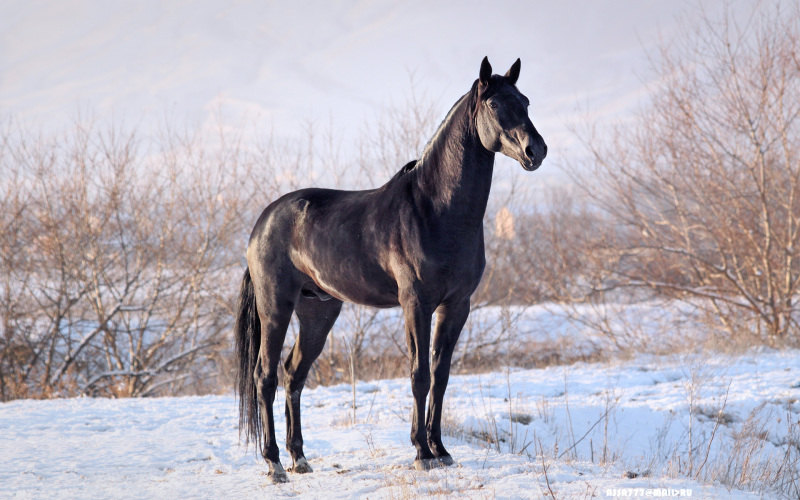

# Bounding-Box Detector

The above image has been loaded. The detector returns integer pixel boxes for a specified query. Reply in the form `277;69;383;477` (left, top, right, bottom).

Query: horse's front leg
400;291;437;470
426;300;470;465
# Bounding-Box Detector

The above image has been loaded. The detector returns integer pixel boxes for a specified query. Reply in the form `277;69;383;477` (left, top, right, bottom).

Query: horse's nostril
525;146;533;158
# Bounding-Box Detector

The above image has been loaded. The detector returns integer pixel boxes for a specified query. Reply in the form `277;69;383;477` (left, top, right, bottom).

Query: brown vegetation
1;3;799;401
567;3;800;345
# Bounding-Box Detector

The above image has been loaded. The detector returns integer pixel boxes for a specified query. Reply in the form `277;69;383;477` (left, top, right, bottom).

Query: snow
2;2;799;498
3;349;797;499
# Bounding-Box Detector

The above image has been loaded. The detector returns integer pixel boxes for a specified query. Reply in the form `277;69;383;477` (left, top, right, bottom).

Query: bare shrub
0;121;264;399
576;3;800;345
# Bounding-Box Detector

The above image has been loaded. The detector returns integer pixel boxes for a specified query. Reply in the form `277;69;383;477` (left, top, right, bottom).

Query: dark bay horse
236;57;547;483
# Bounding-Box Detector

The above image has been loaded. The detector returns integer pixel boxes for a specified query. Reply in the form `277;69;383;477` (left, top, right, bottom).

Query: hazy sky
0;1;754;183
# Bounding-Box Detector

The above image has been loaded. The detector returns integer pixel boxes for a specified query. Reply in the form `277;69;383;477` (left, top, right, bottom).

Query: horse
235;57;547;483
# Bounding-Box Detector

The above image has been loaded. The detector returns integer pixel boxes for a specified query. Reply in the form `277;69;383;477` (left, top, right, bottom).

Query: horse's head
474;57;547;171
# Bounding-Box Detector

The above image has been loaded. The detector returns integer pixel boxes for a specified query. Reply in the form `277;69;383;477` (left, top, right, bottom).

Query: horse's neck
416;93;494;225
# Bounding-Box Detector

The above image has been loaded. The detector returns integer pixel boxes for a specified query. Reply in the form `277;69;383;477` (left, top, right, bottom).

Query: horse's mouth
521;157;542;171
517;141;545;171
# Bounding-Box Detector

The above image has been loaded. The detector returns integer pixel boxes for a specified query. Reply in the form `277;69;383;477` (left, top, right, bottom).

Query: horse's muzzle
522;141;547;171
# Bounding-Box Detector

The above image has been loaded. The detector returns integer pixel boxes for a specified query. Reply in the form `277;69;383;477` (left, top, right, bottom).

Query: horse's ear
504;58;521;85
479;56;492;86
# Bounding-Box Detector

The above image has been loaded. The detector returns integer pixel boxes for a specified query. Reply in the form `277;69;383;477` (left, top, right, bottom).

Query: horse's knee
431;356;453;383
410;367;430;397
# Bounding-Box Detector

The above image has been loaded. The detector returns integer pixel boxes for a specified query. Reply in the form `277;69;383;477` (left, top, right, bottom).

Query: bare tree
580;3;800;343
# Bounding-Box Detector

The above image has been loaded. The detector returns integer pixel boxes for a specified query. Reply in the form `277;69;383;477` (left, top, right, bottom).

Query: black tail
235;268;262;453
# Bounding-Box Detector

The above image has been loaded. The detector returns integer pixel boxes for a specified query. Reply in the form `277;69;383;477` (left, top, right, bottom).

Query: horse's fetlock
286;433;303;447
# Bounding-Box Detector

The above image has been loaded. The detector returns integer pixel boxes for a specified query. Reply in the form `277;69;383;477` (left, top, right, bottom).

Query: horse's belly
296;253;400;308
317;272;400;307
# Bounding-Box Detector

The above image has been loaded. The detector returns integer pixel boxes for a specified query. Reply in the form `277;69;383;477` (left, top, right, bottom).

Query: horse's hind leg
284;295;343;473
252;278;298;483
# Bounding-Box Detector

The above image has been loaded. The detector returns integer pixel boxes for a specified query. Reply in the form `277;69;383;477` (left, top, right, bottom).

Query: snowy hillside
0;0;720;188
3;350;798;499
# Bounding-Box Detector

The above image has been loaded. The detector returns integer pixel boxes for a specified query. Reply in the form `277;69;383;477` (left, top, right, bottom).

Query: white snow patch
4;350;798;498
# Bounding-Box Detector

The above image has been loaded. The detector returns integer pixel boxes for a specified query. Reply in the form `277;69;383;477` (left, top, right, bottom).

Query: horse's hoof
268;462;289;484
437;455;455;466
290;457;313;474
271;471;289;484
413;458;444;471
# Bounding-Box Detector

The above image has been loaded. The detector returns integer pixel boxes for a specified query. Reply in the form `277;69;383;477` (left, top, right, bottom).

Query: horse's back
247;185;402;307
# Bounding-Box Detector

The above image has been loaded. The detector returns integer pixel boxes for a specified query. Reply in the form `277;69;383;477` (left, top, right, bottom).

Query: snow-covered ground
3;349;798;499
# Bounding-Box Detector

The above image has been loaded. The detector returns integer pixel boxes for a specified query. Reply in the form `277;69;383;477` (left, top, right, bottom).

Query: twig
50;302;124;386
694;380;731;479
558;404;615;460
563;369;576;460
538;436;557;499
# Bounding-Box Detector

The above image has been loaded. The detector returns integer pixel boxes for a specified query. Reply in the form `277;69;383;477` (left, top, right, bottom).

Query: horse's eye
488;101;498;109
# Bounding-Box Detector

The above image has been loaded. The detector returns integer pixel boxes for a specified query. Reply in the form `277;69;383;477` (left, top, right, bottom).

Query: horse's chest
419;238;486;292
